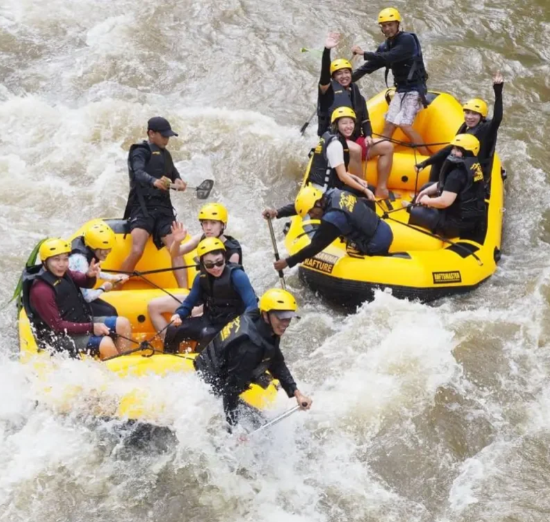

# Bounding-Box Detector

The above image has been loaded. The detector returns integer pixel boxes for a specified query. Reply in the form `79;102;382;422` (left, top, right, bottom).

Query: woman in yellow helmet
147;202;243;333
25;238;132;360
409;134;486;241
68;221;127;317
416;71;504;182
163;237;257;353
195;288;312;427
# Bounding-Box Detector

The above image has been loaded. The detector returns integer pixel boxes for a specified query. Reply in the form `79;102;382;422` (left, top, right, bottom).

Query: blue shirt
175;269;257;319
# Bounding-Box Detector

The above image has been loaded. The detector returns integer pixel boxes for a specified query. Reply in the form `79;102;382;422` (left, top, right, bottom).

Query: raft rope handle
103;319;177;361
376;200;484;266
372;132;450;149
102;264;198;276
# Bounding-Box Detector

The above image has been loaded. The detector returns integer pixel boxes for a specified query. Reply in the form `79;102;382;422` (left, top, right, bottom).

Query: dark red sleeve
30;281;93;335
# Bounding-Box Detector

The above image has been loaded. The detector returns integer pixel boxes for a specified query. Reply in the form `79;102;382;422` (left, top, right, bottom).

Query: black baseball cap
147;116;178;137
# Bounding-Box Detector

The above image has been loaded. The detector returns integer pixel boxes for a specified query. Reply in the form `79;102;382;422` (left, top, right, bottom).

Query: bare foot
375;187;389;199
401;200;411;208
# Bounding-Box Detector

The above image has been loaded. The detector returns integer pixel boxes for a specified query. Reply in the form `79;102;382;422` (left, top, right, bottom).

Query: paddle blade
195;179;214;200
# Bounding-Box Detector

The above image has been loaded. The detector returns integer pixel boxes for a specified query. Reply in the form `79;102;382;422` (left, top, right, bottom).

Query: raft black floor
299;267;487;310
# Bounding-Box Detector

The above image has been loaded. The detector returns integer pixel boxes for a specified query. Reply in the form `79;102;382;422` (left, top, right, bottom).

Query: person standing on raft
120;117;188;287
352;8;430;160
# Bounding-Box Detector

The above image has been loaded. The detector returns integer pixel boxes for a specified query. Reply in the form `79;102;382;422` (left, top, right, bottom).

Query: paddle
238;404;305;441
267;218;287;290
170;179;214;200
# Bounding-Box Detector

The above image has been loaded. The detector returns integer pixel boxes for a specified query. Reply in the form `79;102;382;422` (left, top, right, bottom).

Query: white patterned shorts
386;91;423;126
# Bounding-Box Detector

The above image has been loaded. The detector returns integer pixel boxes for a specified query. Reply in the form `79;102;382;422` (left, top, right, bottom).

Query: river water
1;0;550;520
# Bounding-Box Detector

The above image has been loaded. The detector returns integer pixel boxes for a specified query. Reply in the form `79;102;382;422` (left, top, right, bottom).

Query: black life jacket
70;236;95;264
199;234;243;265
22;266;92;351
439;157;486;226
124;141;176;219
194;310;280;390
307;132;350;191
379;32;428;103
323;189;380;253
198;263;249;324
317;80;368;138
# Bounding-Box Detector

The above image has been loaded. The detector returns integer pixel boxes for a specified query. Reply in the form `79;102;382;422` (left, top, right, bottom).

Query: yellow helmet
295;185;323;217
378;7;402;23
462;98;488;118
259;288;298;317
331;106;357;124
197;237;226;258
450;134;480;155
84;222;115;250
330;59;353;76
198;202;228;225
39;238;71;262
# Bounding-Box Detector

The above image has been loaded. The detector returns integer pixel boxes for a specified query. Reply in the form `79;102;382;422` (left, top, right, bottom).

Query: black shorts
128;204;175;249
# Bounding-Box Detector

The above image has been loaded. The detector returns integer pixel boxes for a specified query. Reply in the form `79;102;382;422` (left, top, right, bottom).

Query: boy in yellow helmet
352;8;430;156
163;237;257;353
195;288;312;427
147;202;243;334
410;134;486;240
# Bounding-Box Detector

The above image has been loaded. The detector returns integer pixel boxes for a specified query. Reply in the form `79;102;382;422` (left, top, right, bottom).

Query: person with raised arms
416;72;504;182
27;238;132;360
120;116;187;288
194;288;312;427
317;33;394;197
163;237;256;353
147;202;243;334
271;185;393;273
69;221;128;317
352;8;430;157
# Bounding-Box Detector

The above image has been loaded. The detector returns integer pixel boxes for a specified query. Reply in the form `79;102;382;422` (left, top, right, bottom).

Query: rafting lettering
432;271;462;284
303;252;339;274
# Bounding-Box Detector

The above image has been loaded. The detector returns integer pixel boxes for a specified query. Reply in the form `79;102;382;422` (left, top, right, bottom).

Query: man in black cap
121;117;188;287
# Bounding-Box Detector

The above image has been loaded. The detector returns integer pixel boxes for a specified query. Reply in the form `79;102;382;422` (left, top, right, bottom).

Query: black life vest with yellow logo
198;263;248;323
124;141;175;218
317;80;368;138
439;157;486;224
323;189;380;252
307;132;350;190
194;311;278;386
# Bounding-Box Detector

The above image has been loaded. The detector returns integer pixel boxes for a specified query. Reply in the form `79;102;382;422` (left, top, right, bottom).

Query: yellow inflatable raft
284;90;504;306
18;218;278;423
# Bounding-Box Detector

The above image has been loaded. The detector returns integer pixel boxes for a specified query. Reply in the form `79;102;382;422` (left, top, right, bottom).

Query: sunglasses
203;259;225;269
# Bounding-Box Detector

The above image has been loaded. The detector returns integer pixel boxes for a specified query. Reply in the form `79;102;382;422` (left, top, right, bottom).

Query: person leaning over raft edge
120;116;188;287
270;185;393;273
194;288;312;427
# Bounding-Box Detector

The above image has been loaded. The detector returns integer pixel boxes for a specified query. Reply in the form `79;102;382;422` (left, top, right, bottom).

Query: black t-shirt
442;168;466;223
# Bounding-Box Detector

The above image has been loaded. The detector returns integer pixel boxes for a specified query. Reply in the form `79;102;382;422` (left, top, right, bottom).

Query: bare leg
382;120;397;141
368;139;394;198
148;295;186;335
114;316;132;352
120;228;149;275
162;233;187;288
400;124;429;156
98;337;119;360
346;140;363;176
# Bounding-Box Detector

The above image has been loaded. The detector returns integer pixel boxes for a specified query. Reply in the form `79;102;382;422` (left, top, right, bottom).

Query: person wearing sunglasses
163;237;257;353
194;288;312;427
148;202;243;334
